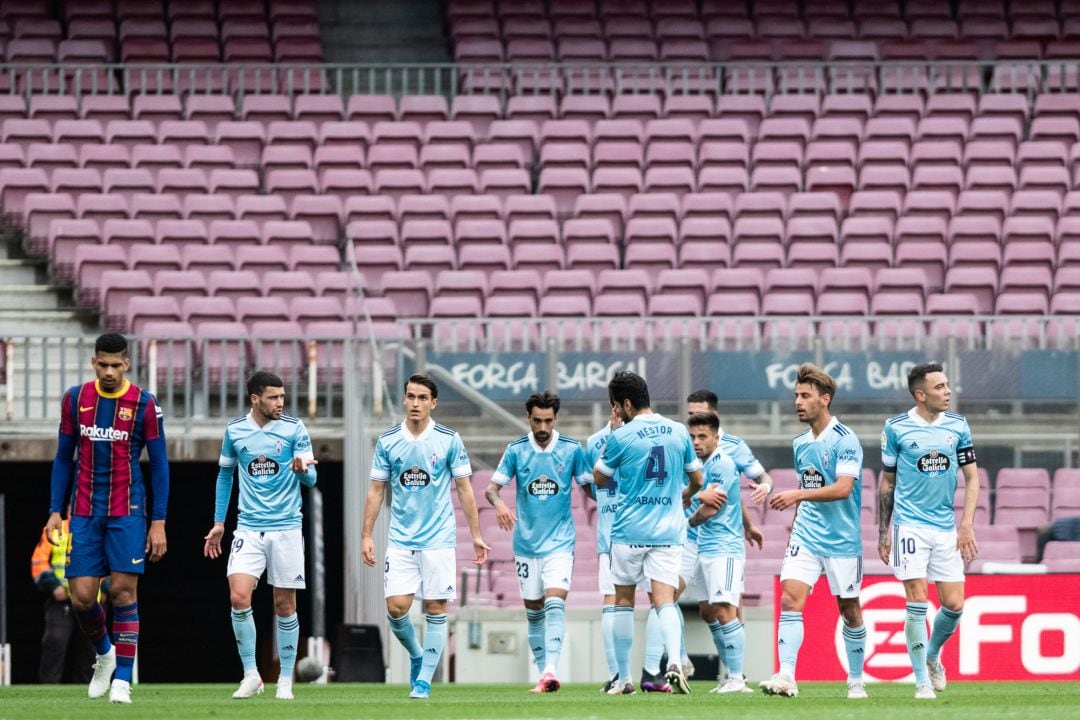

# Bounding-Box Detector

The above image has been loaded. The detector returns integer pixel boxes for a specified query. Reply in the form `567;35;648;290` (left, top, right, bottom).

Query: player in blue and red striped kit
44;333;169;705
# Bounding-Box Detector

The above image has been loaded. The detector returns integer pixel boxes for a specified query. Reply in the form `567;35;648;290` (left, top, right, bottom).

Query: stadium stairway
317;0;451;65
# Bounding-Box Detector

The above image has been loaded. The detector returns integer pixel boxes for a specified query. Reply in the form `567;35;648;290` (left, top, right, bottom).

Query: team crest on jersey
118;407;133;421
800;467;825;489
528;475;558;499
946;435;956;449
248;454;280;477
917;450;950;477
430;452;439;466
275;439;284;455
821;452;830;469
556;462;565;476
401;465;431;489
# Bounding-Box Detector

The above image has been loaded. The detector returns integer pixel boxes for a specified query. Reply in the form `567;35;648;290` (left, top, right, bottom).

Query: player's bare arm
203;521;225;559
769;474;856;511
957;463;980;563
748;469;774;504
878;470;896;565
741;504;764;549
485;481;516;532
455;475;490;566
146;519;167;562
44;512;63;546
681;468;704;508
291;456;318;474
361;480;386;566
698;486;727;509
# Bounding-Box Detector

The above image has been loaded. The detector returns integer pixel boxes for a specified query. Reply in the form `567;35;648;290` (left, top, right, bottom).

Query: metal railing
0;58;1077;101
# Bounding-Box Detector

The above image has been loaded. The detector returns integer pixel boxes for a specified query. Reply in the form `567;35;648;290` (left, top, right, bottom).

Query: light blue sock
602;606;619;677
842;622;866;680
277;613;299;680
542;597;565;675
707;620;726;667
928;607;962;662
526;608;546;672
231;607;257;672
778;611;803;677
613;606;634;683
418;613;447;684
657;604;682;672
721;619;745;677
677;606;689;665
643;608;663;674
388;613;422;658
906;602;930;685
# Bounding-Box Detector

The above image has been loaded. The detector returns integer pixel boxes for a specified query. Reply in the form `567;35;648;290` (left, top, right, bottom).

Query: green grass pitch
1;682;1078;720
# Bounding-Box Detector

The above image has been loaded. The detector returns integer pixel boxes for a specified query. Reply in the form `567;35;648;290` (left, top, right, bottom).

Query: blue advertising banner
411;350;1079;403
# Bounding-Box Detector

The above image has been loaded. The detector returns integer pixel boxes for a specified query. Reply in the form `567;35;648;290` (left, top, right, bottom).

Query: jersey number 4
646;446;668;487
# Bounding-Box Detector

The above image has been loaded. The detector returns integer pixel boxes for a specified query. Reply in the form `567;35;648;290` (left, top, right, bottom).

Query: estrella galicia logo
248;454;280;477
917;450;950;477
800;467;824;489
528;475;558;500
400;465;431;490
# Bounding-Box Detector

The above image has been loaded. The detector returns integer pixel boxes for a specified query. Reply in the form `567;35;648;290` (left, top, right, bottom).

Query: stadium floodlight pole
0;494;8;685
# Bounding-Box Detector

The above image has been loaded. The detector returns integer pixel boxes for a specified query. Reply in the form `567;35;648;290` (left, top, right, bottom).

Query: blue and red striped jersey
57;379;165;518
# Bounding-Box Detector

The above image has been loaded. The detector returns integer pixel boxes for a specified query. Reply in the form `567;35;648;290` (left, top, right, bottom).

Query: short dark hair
405;373;438;399
608;371;650;410
686;389;718;409
247;370;284;397
908;362;944;397
525;390;560;415
95;332;128;356
687;411;720;432
796;363;837;406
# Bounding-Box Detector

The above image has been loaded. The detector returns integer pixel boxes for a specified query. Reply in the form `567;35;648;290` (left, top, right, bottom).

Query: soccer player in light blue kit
878;362;980;700
685;411;750;694
203;370;318;701
594;371;703;696
761;364;868;700
362;373;489;700
485;390;591;693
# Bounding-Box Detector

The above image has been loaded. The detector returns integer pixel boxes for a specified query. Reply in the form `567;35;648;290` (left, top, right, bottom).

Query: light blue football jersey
695;448;745;558
370;420;472;550
585;424;619;555
492;431;591;558
790;417;863;558
595;413;702;546
686;430;765;543
216;413;316;531
882;408;975;532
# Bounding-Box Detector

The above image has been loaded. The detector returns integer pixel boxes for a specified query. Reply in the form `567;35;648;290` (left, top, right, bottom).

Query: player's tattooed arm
878;470;896;565
485;482;516;532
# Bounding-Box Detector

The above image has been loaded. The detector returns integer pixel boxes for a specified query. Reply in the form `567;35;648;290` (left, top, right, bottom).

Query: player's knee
110;587;136;607
274;597;296;616
779;591;802;612
229;590;251;609
422;599;447;615
840;603;863;626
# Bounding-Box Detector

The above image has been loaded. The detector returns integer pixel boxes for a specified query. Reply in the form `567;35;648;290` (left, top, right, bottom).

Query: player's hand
472;536;491;566
878;535;891;566
494;502;516;532
292;457;318;474
44;512;63;546
146;520;167;562
52;585;68;602
957;523;979;563
769;490;801;511
698;487;727;509
745;524;764;549
203;523;225;559
362;535;376;567
748;481;770;504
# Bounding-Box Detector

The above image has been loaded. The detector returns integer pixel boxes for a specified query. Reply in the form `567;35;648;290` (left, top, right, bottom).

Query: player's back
586;425;619;554
883;409;972;531
64;379;163;517
374;421;467;551
603;413;699;546
225;414;308;531
719;431;765;479
790;418;863;558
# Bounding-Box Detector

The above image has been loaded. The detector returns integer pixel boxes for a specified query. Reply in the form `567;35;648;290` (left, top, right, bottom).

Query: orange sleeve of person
30;528;52;580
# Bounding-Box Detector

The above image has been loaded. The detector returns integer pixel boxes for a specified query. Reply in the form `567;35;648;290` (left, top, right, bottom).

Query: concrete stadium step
0;259;41;285
0;309;91;334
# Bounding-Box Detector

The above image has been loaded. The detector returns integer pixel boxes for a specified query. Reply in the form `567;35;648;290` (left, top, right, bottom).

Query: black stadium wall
0;460;345;684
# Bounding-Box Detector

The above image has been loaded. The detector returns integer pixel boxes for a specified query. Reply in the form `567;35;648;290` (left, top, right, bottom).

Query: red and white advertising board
773;575;1080;681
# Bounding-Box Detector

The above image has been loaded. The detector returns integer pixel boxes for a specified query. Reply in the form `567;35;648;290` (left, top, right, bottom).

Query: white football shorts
384;546;457;600
609;542;682;590
598;551;651;595
514;551;573;601
696;553;745;606
890;523;965;583
779;542;862;598
680;541;707;603
228;528;306;589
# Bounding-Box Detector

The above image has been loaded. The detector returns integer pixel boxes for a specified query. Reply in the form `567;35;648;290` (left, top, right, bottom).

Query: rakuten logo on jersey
789;575;1080;681
80;424;130;442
